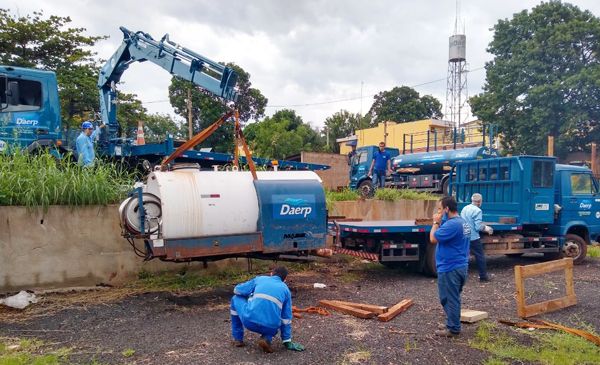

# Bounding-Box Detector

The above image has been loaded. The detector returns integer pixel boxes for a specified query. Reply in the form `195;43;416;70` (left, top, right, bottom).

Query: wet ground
1;255;599;364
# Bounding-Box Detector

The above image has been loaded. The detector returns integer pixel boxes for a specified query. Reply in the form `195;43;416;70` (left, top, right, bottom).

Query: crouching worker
230;266;305;353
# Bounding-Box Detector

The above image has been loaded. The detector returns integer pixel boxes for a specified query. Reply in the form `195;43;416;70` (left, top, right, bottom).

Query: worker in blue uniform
230;266;305;353
368;141;392;188
76;121;104;167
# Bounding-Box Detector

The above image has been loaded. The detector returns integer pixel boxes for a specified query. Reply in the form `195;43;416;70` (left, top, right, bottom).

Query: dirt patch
1;255;600;364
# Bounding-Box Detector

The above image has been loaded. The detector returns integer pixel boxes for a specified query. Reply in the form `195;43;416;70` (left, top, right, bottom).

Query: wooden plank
514;265;527;318
565;264;575;297
460;309;489;323
377;299;413;322
519;258;572;278
318;300;376;319
329;300;388;314
522;295;577;318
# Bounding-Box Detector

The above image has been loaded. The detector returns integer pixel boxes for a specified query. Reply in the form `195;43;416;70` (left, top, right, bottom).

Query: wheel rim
360;184;373;197
563;240;581;259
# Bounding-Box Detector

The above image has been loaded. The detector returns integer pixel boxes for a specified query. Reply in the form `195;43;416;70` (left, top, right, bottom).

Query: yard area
1;255;600;365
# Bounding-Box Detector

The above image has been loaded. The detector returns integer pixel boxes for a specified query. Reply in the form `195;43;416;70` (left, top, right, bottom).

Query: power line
139;66;485;108
265;67;484;108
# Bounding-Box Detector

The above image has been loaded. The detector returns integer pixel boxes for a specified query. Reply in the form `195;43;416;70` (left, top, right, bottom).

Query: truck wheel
562;234;587;265
441;179;449;196
422;243;437;277
358;180;375;198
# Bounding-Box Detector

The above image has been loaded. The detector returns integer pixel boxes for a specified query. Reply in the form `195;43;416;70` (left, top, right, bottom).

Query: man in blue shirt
368;141;392;189
76;121;104;167
230;266;305;353
430;196;471;337
460;193;494;282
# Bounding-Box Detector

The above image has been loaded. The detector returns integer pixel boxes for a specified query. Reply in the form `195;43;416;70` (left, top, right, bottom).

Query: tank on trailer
391;146;497;175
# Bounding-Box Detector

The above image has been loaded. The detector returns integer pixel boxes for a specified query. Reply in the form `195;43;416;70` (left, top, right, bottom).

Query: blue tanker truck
349;145;497;196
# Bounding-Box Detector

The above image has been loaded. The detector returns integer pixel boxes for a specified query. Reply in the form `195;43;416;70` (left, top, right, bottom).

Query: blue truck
0;27;329;172
349;145;496;196
335;155;595;275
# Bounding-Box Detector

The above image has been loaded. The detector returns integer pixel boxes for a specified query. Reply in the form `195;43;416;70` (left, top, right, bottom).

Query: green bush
0;150;135;209
374;188;438;201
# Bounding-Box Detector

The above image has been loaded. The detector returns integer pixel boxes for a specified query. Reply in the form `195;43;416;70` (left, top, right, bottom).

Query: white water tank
144;170;322;239
449;34;466;62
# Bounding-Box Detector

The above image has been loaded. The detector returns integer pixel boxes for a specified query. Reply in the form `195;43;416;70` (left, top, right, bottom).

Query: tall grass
374;188;438;201
0;150;135;209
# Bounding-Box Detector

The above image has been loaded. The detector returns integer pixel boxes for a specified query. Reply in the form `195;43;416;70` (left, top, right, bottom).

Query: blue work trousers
372;170;386;188
437;266;467;334
230;295;278;342
470;239;488;280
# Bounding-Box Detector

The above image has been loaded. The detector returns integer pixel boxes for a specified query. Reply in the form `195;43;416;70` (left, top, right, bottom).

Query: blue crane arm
98;26;238;139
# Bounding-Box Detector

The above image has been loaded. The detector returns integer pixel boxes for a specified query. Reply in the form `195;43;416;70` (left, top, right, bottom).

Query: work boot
480;276;491;283
257;337;274;353
437;323;447;330
232;340;245;347
434;329;460;337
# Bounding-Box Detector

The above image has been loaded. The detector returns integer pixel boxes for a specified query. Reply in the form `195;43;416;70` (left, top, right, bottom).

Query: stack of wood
318;299;413;322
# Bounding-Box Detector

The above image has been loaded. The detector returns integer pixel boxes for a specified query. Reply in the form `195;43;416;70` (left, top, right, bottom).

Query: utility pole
187;86;193;140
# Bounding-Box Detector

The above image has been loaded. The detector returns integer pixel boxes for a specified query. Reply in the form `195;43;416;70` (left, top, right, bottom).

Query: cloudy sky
5;0;600;128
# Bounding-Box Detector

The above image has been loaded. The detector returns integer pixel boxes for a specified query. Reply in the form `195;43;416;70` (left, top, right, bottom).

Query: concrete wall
329;199;437;220
301;151;349;190
0;205;178;292
0;199;436;292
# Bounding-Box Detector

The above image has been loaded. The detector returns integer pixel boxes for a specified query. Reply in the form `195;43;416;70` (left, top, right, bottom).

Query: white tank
449;34;466;62
145;170;322;239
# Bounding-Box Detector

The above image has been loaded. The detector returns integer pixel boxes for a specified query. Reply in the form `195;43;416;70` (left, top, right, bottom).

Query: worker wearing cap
230;266;305;353
460;193;493;282
76;121;104;166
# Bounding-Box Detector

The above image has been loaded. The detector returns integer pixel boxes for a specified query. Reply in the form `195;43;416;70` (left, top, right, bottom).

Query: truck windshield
354;152;368;166
0;75;6;110
571;173;596;195
2;78;42;112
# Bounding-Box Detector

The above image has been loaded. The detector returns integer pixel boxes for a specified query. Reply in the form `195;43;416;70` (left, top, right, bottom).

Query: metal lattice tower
445;1;469;129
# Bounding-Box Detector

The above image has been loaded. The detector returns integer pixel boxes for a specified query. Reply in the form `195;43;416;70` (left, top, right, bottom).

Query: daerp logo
580;200;592;210
279;198;313;218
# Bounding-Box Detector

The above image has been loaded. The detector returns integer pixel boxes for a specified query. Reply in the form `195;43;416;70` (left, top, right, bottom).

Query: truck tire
441;179;449;196
422;243;437;277
562;234;587;265
358;180;375;198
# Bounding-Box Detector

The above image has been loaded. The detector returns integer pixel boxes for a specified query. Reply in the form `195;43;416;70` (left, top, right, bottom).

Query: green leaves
0;150;134;209
471;1;600;157
367;86;443;124
243;109;324;159
323;110;369;153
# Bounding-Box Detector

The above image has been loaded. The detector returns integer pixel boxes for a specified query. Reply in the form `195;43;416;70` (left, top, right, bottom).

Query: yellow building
338;119;486;155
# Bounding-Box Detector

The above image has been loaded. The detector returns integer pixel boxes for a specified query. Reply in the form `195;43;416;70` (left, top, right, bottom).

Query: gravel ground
1;255;599;365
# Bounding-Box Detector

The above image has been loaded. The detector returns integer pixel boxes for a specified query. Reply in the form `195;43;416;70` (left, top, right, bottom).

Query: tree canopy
368;86;443;124
243;109;324;159
323;110;370;153
168;62;267;152
469;1;600;156
0;9;106;127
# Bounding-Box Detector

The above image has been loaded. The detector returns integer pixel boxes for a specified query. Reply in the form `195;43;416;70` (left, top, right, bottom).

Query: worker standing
460;193;493;282
368;141;392;189
230;266;305;353
76;121;104;167
430;196;471;337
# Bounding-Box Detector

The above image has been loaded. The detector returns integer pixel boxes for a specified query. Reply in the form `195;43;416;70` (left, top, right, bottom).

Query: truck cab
0;66;63;154
349;145;399;196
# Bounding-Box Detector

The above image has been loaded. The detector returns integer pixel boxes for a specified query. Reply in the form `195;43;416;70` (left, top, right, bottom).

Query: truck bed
334;220;522;234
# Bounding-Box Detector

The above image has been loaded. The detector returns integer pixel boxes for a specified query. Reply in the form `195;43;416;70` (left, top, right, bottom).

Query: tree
0;9;106;127
368;86;443;124
244;109;324;159
469;1;600;156
323;110;370;153
115;92;147;138
168;63;267;152
144;113;184;143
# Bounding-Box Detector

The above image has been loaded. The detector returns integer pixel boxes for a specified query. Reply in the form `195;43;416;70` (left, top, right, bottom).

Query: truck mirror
7;81;19;106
